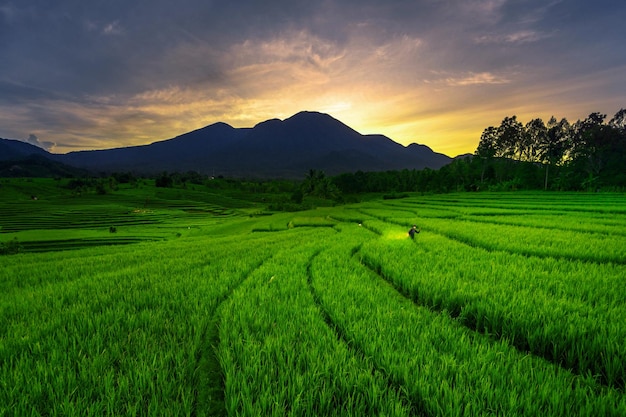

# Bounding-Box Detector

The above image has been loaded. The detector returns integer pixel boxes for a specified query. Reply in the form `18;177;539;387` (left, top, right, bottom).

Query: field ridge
2;185;625;416
356;207;626;265
194;256;272;416
306;249;423;416
357;250;602;388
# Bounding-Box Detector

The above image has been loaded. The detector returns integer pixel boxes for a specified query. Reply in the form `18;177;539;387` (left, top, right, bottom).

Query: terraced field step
19;237;162;252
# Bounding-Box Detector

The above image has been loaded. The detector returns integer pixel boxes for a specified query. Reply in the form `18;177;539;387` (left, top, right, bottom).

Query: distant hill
0;138;50;160
0;154;89;178
1;111;452;178
0;138;87;177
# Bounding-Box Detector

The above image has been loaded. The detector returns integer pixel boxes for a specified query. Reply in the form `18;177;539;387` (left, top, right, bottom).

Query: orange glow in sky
1;2;625;158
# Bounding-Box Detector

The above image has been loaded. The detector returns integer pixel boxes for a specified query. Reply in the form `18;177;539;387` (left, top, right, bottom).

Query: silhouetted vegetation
475;109;626;191
0;154;88;178
0;237;22;255
3;109;624;204
332;108;626;194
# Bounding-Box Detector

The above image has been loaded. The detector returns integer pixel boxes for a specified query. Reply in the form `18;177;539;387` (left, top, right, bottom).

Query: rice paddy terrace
1;179;625;416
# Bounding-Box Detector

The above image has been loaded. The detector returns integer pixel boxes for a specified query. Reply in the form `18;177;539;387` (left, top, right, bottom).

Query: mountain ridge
1;111;453;178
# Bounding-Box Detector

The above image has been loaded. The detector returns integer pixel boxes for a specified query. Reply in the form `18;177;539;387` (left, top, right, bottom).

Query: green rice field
1;179;625;416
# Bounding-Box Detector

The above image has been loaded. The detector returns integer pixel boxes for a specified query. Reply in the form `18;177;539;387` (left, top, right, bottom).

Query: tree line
332;108;626;194
40;107;626;208
476;109;626;190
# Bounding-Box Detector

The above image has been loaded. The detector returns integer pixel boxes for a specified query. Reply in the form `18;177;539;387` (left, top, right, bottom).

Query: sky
1;0;625;157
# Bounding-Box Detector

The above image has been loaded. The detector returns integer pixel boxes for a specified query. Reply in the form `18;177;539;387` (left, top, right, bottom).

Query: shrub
0;237;22;255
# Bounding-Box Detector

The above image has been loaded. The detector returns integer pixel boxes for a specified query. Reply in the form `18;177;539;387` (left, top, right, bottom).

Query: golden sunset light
1;1;624;158
2;4;626;414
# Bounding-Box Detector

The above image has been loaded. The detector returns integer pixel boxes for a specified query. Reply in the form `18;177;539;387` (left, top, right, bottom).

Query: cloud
461;0;507;20
102;20;123;36
474;30;550;44
25;134;56;151
1;0;625;159
227;30;345;71
221;30;346;98
427;71;512;86
82;19;124;36
0;79;64;102
448;72;511;86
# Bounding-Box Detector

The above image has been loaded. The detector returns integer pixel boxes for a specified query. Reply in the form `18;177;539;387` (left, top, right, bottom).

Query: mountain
0;138;51;160
1;111;452;178
57;122;247;174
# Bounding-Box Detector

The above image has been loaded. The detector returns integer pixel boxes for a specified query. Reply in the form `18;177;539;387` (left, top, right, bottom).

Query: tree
476;126;499;184
471;109;625;191
497;116;524;160
523;118;547;163
570;113;610;189
301;169;340;200
476;126;498;158
538;117;569;190
609;108;626;132
155;172;174;188
302;169;324;194
604;109;626;186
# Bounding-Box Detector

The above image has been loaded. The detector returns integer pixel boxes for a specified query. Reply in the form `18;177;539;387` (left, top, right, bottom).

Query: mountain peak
281;111;359;139
209;121;235;129
290;110;327;118
286;110;340;124
1;110;452;177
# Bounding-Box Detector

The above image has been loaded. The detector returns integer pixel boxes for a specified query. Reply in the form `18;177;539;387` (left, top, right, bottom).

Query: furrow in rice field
3;185;626;416
194;254;274;417
354;221;626;390
310;231;626;416
306;248;421;416
216;230;414;416
0;232;288;416
358;205;626;265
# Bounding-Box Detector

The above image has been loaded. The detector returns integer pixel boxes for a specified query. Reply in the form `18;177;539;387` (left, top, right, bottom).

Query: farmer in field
408;224;420;239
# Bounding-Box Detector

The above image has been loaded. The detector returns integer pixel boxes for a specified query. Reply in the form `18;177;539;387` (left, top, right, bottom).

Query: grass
1;181;625;416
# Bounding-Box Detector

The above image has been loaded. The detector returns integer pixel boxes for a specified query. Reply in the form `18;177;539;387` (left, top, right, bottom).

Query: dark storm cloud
0;1;446;95
2;1;220;95
0;79;65;102
2;0;623;88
